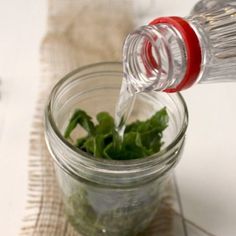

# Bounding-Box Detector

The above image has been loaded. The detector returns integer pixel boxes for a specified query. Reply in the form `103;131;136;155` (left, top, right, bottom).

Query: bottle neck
123;17;202;93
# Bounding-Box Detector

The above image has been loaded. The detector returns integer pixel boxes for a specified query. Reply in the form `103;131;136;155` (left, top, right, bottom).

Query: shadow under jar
44;62;188;236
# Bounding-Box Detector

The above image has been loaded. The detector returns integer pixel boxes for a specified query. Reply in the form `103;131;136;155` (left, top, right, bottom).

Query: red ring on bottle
149;16;202;92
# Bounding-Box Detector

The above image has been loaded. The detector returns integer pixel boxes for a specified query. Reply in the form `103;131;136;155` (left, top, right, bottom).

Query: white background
1;0;236;235
0;0;47;235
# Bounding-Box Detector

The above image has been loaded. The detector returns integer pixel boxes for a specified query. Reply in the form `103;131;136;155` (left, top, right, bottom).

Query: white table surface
1;1;236;236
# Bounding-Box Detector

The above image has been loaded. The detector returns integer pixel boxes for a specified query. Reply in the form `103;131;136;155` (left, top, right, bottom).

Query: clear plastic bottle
123;0;236;93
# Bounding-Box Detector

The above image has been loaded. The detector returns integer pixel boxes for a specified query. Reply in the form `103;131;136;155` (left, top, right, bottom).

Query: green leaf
64;109;95;138
94;135;105;158
149;107;169;132
95;112;115;135
103;143;121;160
103;133;113;146
124;120;143;133
76;137;88;148
125;107;168;134
140;128;162;150
104;132;148;160
64;107;168;160
112;130;122;150
122;132;148;159
81;136;95;155
150;135;164;153
103;131;122;159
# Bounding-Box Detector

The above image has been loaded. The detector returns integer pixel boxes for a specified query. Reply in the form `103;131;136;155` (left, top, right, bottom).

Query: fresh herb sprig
64;108;168;160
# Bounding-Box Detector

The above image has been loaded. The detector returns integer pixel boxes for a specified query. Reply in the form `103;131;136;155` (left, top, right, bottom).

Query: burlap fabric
20;1;176;235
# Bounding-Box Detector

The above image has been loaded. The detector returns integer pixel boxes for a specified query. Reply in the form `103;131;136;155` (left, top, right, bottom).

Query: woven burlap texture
20;1;173;235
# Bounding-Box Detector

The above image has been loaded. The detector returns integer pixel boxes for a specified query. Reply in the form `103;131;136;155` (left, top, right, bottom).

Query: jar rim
45;62;188;183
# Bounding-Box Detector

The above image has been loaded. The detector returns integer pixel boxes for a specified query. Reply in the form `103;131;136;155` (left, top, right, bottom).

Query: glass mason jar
44;62;188;236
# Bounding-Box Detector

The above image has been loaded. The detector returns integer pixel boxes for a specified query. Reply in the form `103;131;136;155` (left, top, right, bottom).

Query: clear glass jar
44;62;188;236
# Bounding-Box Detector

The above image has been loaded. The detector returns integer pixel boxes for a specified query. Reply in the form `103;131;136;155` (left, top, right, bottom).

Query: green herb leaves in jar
64;107;169;160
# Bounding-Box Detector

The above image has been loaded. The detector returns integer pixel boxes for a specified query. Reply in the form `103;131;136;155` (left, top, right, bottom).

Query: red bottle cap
149;16;202;92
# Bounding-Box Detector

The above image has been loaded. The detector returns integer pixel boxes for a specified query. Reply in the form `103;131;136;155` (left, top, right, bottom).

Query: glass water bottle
123;0;236;93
